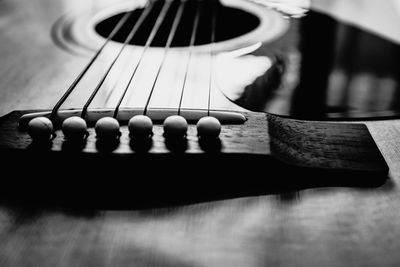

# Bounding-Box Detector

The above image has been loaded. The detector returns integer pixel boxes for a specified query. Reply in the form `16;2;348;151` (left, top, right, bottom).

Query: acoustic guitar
0;0;400;266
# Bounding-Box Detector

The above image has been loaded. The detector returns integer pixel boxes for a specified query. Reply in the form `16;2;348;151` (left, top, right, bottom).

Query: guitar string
207;0;217;116
141;0;186;116
49;10;134;120
177;0;203;116
81;0;166;118
113;0;179;118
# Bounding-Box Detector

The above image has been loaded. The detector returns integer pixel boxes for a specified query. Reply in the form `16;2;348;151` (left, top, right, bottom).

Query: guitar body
0;0;400;266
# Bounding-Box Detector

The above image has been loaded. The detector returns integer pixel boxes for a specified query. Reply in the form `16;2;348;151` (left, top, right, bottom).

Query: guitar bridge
18;108;246;129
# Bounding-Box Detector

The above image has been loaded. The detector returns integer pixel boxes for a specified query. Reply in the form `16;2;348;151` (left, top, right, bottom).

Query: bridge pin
197;116;221;139
95;117;120;140
27;117;54;141
128;115;153;139
62;116;88;140
163;115;188;138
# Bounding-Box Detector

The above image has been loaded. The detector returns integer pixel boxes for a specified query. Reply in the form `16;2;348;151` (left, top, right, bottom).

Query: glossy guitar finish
0;0;388;169
1;0;400;266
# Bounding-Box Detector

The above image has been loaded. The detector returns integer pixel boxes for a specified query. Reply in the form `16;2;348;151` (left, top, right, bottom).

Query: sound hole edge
51;0;285;55
94;0;261;48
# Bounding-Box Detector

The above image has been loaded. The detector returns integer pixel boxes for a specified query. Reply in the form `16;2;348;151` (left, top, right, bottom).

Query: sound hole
95;0;260;47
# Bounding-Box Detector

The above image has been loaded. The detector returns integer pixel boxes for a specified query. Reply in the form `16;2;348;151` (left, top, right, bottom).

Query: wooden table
1;119;400;267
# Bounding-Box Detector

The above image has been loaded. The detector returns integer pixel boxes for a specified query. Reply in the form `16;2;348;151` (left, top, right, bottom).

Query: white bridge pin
163;115;188;138
128;115;153;138
62;116;88;140
27;117;54;141
197;116;221;139
95;117;121;139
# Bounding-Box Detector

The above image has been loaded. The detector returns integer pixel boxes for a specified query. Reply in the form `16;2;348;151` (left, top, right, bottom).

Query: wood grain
268;114;388;172
0;171;398;267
